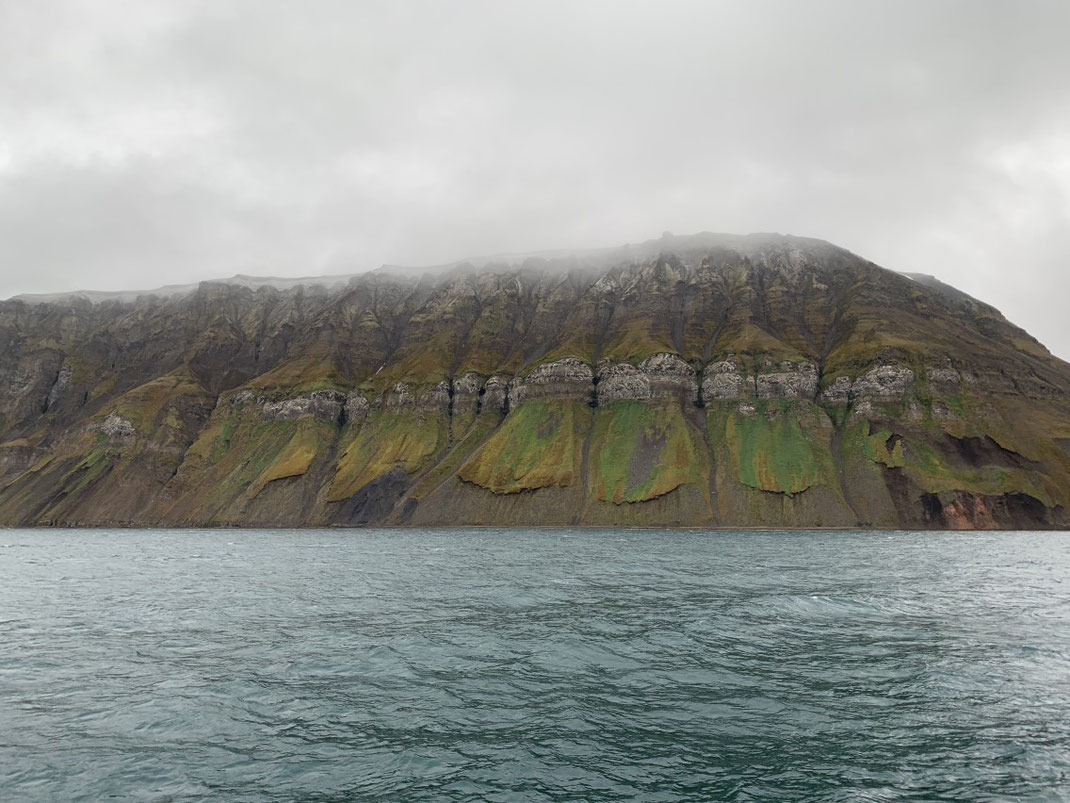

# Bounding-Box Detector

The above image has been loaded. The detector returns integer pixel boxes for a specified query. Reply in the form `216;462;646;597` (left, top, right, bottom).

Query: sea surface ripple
1;529;1069;801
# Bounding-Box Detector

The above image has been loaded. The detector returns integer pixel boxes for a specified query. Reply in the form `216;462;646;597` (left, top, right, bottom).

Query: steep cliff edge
2;231;1069;529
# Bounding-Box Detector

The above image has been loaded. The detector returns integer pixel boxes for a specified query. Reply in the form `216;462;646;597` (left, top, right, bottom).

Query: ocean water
1;529;1069;801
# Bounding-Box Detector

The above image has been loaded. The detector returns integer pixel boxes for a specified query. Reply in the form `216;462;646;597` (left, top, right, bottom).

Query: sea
1;528;1068;801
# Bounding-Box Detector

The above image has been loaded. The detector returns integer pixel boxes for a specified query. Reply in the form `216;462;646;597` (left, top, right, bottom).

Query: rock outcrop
94;412;136;437
45;364;72;411
261;390;348;422
452;372;483;412
0;230;1068;530
702;358;747;401
820;364;916;404
510;358;594;404
482;375;511;412
756;360;819;400
598;353;698;403
850;364;915;401
344;392;370;423
380;381;451;411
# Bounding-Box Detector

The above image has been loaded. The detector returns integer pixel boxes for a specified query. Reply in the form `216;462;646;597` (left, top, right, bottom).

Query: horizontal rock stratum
2;231;1069;529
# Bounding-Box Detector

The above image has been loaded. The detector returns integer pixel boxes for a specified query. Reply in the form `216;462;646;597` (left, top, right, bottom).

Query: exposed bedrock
250;371;514;420
381;381;451;412
0;442;48;483
451;372;483;412
926;366;968;390
93;411;136;438
510;357;594;404
263;390;347;422
0;364;39;410
482;375;511;412
2;229;1069;530
468;355;937;409
756;360;819;400
819;364;919;405
225;354;970;428
700;357;819;402
344;392;370;423
702;357;746;401
0;351;66;424
919;490;1053;530
231;389;369;424
597;354;698;402
700;359;926;405
45;364;73;411
818;376;853;404
846;364;916;401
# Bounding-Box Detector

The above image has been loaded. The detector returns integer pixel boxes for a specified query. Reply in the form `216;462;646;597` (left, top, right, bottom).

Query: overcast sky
1;1;1068;356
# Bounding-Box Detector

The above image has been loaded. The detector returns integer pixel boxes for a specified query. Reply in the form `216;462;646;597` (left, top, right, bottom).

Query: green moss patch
107;369;203;434
459;400;589;494
711;400;835;494
853;424;906;468
590;401;702;503
900;437;1052;506
65;445;120;493
249;428;322;497
177;418;304;509
328;411;446;502
408;413;501;499
600;318;676;363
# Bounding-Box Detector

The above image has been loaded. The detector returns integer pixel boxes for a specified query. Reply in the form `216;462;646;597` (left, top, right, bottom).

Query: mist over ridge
2;2;1069;357
3;230;966;317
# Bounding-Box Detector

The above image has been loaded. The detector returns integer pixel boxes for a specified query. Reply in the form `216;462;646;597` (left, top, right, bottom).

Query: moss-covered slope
2;231;1069;529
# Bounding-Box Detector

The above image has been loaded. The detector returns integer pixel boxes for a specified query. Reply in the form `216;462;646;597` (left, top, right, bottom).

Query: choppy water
1;529;1069;801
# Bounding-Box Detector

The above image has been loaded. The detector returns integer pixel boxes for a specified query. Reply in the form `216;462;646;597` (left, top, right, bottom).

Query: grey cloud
1;0;1068;356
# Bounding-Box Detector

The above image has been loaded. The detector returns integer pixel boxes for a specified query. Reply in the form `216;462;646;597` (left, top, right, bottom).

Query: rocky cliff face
598;354;698;403
510;358;594;405
1;231;1069;530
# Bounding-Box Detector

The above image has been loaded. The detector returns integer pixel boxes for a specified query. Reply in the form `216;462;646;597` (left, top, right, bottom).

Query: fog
1;1;1068;357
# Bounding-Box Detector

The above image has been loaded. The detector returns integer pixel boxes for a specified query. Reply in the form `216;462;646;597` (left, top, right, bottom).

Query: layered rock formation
510;358;594;405
598;354;698;403
1;231;1069;530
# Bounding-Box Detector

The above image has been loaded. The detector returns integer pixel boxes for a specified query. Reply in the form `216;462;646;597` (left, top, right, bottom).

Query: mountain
2;231;1069;529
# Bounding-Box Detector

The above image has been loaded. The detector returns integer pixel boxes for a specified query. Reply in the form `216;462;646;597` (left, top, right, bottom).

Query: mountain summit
2;232;1068;529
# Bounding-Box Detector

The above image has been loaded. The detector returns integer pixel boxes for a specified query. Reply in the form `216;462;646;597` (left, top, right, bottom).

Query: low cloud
1;0;1068;356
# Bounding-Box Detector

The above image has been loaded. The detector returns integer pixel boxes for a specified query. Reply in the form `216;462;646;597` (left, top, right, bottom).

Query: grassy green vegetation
453;301;525;376
64;444;120;494
372;336;454;387
589;400;703;503
406;413;502;500
899;436;1052;506
248;352;347;391
709;324;805;364
526;344;594;371
837;399;1066;514
861;426;906;468
600;318;677;363
459;400;589;494
106;369;203;434
249;426;324;497
976;398;1070;509
174;416;306;515
86;375;119;404
6;235;1070;528
823;332;932;379
328;411;446;502
710;400;836;494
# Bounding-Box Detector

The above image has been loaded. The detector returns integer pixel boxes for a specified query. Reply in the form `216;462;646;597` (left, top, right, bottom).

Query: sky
1;1;1068;357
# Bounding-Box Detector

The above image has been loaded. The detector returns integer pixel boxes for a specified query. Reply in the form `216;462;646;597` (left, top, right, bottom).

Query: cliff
2;231;1069;529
